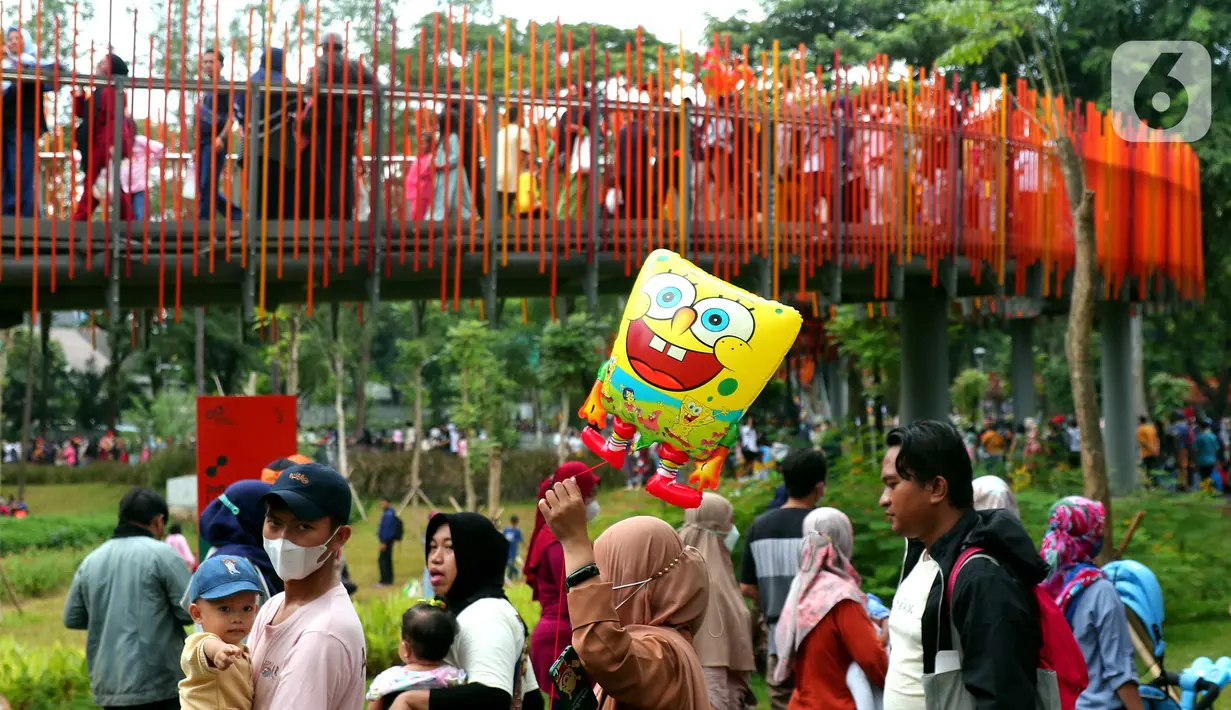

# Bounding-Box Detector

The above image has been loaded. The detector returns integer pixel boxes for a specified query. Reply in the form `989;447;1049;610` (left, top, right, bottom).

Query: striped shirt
740;506;811;656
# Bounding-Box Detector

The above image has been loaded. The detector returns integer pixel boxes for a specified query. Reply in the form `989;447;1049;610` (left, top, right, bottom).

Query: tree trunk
1130;312;1147;419
39;312;50;437
411;364;424;491
20;319;35;472
333;349;349;477
287;309;301;398
195;307;206;396
461;371;476;511
0;329;12;492
557;388;569;466
1057;134;1112;556
533;387;543;448
105;325;122;432
488;445;503;519
355;321;372;439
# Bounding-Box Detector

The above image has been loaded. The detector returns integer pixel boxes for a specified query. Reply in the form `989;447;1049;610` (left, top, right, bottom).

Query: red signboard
196;395;298;512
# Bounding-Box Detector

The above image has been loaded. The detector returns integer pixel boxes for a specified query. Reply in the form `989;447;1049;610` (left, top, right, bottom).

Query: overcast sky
82;0;765;77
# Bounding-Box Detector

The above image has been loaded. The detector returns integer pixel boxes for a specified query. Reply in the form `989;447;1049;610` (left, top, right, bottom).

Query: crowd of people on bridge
55;418;1158;710
0;28;1021;239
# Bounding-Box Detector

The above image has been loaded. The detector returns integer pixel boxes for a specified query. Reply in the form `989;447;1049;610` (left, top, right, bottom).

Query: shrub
4;547;90;599
347;449;619;506
0;516;115;556
356;583;543;678
0;639;92;710
2;448;195;490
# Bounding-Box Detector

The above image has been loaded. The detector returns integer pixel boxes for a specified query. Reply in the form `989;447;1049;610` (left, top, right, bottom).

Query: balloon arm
578;379;609;429
689;446;728;491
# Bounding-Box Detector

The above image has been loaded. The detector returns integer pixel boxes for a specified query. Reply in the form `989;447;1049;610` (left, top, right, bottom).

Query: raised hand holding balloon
578;249;802;508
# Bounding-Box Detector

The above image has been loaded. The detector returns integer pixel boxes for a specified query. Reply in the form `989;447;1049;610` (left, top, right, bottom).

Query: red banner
196;395;298;512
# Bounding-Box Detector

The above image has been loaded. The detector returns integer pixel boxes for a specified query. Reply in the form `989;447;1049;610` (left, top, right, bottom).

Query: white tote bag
568;134;591;174
847;662;884;710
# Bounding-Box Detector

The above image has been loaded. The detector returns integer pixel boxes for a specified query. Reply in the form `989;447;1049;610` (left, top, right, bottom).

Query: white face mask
723;526;740;552
585;500;601;522
263;528;340;581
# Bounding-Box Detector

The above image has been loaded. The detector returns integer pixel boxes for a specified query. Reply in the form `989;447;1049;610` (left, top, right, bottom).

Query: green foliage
442;320;516;454
1148;373;1191;422
0;447;196;490
3;547;91;599
122;390;196;445
347;448;612;505
538;313;608;400
0;639;92;710
824;306;900;405
0;515;114;556
357;582;541;678
950;368;990;423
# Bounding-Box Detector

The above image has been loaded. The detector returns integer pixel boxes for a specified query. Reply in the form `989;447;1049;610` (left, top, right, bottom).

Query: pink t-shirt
248;583;367;710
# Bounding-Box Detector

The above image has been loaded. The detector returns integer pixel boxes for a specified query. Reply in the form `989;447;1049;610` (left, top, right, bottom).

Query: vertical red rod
338;25;352;273
440;9;452;310
291;5;305;263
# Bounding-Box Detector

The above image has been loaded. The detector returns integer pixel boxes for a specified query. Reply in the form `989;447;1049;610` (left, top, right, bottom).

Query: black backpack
392;514;405;542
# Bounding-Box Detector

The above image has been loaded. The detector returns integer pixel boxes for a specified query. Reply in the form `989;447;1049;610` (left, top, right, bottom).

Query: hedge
347;449;623;506
0;515;115;556
1;448;196;490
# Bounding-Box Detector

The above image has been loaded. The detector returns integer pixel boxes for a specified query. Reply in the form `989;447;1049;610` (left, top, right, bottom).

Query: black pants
105;699;179;710
378;543;394;585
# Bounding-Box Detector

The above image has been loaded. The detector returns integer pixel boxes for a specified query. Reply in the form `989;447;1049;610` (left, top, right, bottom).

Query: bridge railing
0;40;1203;312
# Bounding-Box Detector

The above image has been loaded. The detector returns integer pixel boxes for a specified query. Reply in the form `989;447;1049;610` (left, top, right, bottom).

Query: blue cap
189;555;265;602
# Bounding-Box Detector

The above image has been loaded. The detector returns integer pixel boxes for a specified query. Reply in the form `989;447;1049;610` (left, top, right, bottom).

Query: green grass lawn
4;480;1231;710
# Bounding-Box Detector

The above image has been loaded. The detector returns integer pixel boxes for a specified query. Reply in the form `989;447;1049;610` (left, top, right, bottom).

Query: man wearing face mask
64;487;194;710
247;462;367;710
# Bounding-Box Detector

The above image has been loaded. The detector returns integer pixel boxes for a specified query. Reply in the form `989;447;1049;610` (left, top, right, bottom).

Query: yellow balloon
578;249;802;508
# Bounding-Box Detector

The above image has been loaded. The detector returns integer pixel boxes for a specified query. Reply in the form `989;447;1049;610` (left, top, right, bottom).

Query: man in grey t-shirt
741;449;827;710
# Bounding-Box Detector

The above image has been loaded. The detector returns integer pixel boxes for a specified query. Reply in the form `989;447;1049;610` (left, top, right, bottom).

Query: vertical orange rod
561;29;572;258
277;23;290;279
321;15;336;287
512;53;522;263
306;1;322;316
440;10;452;309
292;5;305;264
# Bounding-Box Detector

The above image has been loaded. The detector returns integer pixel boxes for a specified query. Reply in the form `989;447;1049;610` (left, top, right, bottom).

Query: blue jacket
378;507;398;543
63;527;194;706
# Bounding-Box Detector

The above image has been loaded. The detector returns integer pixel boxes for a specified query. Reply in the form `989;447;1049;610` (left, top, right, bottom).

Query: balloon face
597;249;802;459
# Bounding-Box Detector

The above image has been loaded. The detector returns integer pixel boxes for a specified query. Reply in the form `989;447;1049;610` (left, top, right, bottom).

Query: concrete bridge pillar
1010;318;1036;422
899;285;951;424
1100;302;1138;494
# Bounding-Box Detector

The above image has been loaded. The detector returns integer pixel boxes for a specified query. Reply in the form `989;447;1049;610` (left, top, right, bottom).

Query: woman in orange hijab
523;462;601;707
540;479;711;710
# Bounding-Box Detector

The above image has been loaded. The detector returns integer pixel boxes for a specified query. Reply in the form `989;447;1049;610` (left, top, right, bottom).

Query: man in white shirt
494;105;531;218
879;421;1046;710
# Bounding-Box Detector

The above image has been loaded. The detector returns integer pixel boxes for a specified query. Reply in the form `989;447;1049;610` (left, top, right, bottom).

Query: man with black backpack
377;498;403;587
878;420;1085;710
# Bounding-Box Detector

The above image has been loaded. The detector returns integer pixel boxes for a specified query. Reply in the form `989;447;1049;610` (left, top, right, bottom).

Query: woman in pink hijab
774;508;887;710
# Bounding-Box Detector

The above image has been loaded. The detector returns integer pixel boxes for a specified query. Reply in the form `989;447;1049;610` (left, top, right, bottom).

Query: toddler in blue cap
179;554;264;710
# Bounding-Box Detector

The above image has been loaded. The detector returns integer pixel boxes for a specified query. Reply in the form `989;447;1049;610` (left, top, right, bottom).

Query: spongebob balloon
579;249;802;508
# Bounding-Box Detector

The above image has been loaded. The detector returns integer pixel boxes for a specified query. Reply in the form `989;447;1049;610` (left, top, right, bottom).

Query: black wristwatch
565;562;601;590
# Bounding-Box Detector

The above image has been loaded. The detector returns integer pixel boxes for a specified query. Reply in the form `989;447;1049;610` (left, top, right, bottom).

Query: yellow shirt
980;429;1006;455
1138;423;1160;459
179;632;254;710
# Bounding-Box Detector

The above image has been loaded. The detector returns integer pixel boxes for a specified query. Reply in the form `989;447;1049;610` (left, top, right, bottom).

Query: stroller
1105;560;1230;709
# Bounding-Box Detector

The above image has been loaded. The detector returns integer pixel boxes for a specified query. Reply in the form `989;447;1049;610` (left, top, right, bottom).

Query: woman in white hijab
676;492;756;710
2;26;59;217
972;475;1020;519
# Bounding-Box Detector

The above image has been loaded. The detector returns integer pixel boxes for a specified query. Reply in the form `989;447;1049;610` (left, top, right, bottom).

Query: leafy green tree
1148;373;1192;423
950;368;990;424
442;319;514;512
124;390;196;445
538;313;608;465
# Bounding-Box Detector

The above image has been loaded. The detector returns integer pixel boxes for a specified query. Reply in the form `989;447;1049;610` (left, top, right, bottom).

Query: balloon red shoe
646;473;704;509
581;426;629;469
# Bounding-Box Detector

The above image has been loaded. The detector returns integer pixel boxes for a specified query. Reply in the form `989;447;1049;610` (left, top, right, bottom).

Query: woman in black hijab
389;512;543;710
